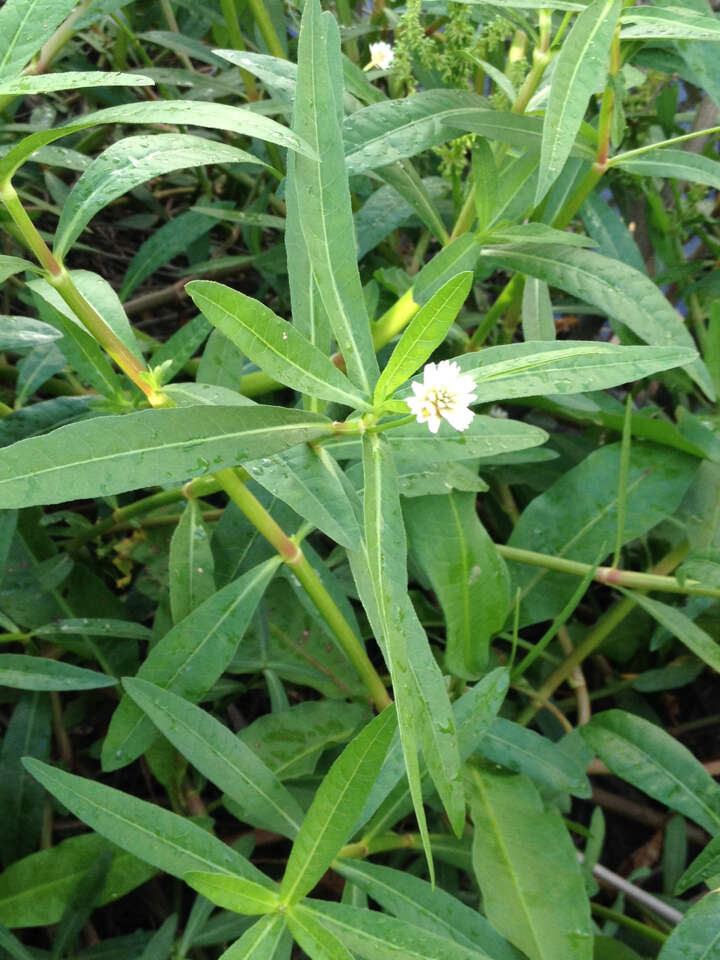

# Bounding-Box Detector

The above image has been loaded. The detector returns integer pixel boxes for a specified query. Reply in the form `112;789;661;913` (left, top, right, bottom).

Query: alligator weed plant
0;0;719;957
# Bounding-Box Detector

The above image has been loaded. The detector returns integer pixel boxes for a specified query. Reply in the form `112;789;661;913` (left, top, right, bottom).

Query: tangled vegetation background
0;0;719;957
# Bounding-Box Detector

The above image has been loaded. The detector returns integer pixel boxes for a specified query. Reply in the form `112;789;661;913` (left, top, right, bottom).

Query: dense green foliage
0;0;719;957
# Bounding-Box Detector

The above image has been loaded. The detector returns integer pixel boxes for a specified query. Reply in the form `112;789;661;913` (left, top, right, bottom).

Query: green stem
516;541;689;725
219;0;259;100
590;904;667;945
339;832;416;860
496;543;719;599
247;0;286;59
371;288;421;351
550;162;605;230
216;468;392;711
468;274;523;349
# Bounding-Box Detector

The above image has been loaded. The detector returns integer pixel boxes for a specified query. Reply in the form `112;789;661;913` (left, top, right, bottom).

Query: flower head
405;360;477;434
365;41;394;71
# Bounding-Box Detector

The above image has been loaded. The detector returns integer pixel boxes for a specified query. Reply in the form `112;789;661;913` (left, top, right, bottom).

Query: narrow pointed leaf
103;559;279;771
187;281;368;408
0;406;332;509
0;655;116;691
579;710;720;835
184;873;280;915
612;149;720;191
22;759;268;885
676;832;720;892
292;0;378;393
0;0;79;80
287;906;353;960
469;768;593;960
169;499;215;623
0;72;154;95
219;914;289;960
536;0;621;203
657;890;720;958
123;678;304;838
374;273;473;403
279;705;396;904
480;246;713;397
620;6;720;40
624;592;720;673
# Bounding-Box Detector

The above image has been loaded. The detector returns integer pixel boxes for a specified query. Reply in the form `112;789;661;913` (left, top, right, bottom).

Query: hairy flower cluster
406;360;477;434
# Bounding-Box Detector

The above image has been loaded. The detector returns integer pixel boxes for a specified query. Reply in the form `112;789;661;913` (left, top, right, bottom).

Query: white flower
406;360;477;434
365;41;394;71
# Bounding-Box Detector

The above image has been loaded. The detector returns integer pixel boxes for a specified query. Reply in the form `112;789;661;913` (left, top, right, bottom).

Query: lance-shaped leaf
620;5;720;40
169;499;215;624
580;710;720;835
279;706;396;904
184;873;280;916
123;679;304;839
0;0;79;80
335;861;523;960
479;246;713;397
676;832;720;893
445;110;595;159
0;655;116;692
102;558;279;772
299;901;495;960
0;100;313;184
54;135;265;259
373;273;473;404
0;316;60;351
344;89;489;175
469;767;593;960
187;281;368;409
0;256;39;283
218;914;289;960
22;760;269;886
657;890;720;958
405;492;509;678
0;405;332;509
612;149;720;191
522;278;555;340
536;0;621;203
292;0;378;394
449;341;698;402
623;592;720;673
0;71;154;95
287;906;353;960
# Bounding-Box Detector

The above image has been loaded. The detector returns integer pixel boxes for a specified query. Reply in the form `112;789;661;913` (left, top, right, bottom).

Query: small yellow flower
406;360;477;434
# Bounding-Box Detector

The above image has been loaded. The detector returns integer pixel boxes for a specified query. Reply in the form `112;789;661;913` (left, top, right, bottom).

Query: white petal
411;380;426;398
427;413;442;433
443;406;475;431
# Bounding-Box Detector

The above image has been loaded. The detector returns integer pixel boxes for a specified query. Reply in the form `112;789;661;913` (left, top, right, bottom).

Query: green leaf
536;0;621;203
620;5;720;40
22;759;268;885
102;558;279;772
187;281;368;408
507;442;697;625
0;655;116;691
580;192;646;275
405;492;509;678
454;0;586;8
660;892;720;958
344;90;489;175
0;100;313;185
0;405;332;509
123;678;304;839
292;0;378;394
169;499;216;623
300;901;494;960
138;915;177;960
150;314;212;387
676;831;720;892
0;834;153;928
579;710;720;835
335;861;523;960
522;278;555;341
0;316;60;351
279;706;396;904
479;246;713;397
374;273;473;404
469;768;593;960
0;71;154;95
218;914;289;960
375;163;450;245
623;592;720;673
0;0;79;80
452;341;698;402
184;873;280;915
0;256;39;283
477;719;591;798
612;149;720;191
445;111;595;159
54;135;264;260
0;925;34;960
288;905;353;960
487;223;596;247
